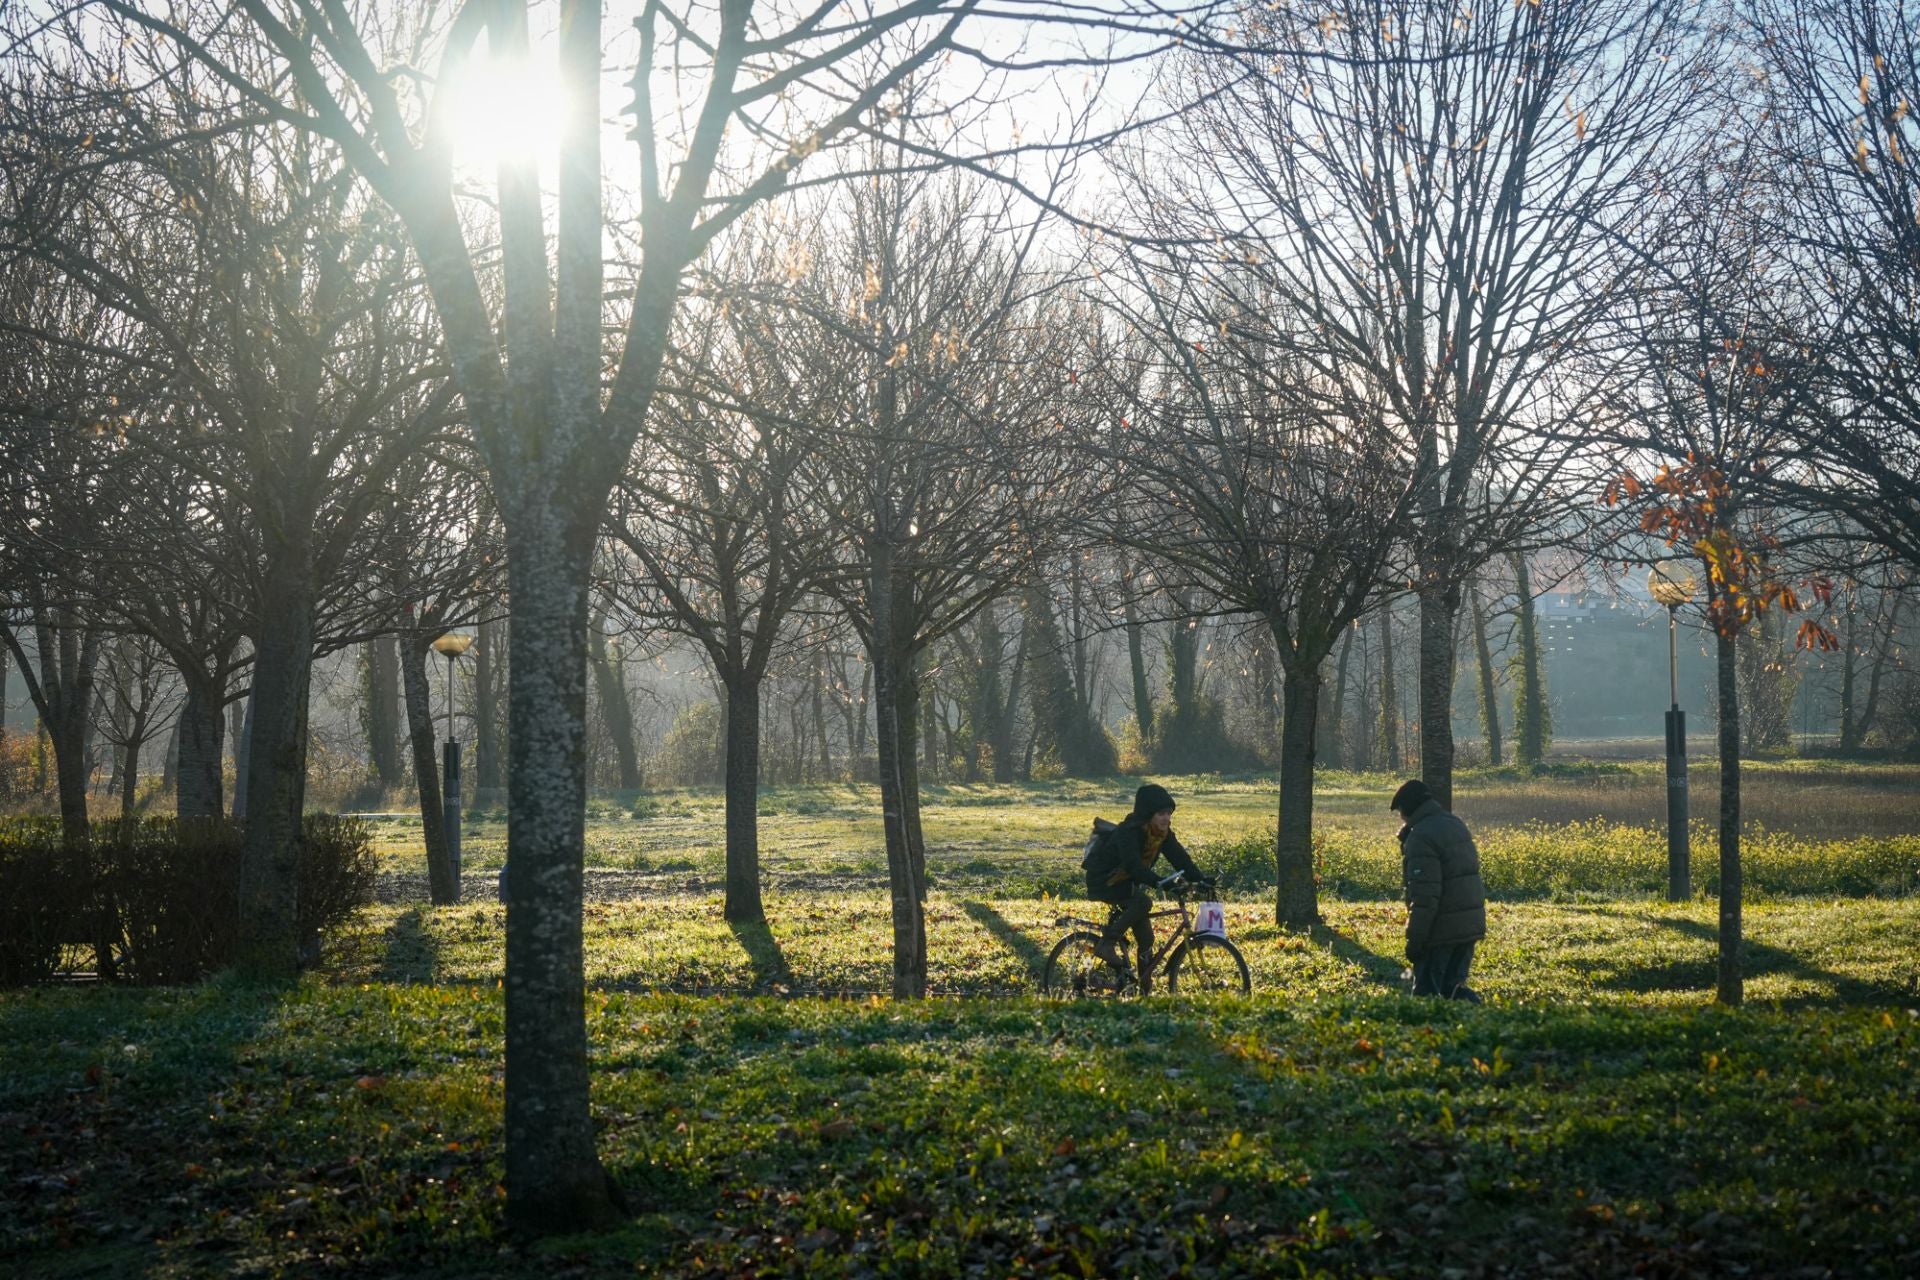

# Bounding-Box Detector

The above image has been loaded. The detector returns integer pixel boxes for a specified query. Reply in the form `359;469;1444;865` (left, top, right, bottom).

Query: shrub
0;819;82;986
1198;819;1920;904
297;814;379;950
0;729;56;810
652;701;724;787
0;815;377;987
103;818;243;985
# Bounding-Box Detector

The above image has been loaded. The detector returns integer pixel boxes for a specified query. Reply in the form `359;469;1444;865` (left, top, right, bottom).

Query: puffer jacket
1399;798;1487;952
1085;813;1200;903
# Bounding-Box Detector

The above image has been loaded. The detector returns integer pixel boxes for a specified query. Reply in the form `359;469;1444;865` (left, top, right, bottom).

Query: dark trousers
1095;883;1154;975
1412;940;1479;1000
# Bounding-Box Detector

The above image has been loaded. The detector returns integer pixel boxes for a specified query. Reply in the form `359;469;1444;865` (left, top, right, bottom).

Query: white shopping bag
1193;901;1226;937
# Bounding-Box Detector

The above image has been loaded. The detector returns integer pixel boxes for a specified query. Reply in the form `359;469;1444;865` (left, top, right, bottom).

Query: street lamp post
1648;564;1698;902
431;632;475;901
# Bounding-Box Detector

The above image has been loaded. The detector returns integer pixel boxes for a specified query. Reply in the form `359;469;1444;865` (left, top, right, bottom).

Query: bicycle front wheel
1042;931;1130;999
1165;934;1251;996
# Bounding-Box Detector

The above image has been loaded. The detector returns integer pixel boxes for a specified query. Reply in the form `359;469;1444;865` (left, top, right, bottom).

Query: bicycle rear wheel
1042;931;1130;999
1165;934;1251;996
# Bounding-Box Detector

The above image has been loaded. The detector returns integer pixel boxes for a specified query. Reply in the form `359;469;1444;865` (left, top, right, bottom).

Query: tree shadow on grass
1306;923;1408;992
961;900;1050;980
727;919;793;992
1617;914;1906;1007
377;907;438;984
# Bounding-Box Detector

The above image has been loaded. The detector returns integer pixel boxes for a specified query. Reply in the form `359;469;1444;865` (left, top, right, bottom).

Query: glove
1404;938;1426;964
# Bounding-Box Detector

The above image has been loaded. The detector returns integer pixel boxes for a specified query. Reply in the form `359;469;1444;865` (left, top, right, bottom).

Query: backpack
1079;817;1120;872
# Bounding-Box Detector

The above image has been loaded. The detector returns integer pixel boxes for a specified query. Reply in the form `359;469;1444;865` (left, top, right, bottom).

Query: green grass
315;895;1920;1008
368;765;1920;903
6;766;1917;1276
2;948;1916;1277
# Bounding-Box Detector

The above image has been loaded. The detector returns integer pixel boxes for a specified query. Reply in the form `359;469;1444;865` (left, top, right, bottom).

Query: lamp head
1647;563;1697;608
431;632;475;657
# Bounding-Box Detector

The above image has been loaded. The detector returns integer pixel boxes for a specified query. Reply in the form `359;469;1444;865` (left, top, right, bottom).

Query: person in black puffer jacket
1084;783;1210;993
1391;779;1487;1002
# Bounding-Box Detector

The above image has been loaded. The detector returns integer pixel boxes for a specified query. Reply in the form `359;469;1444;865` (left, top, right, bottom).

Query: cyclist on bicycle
1085;783;1212;993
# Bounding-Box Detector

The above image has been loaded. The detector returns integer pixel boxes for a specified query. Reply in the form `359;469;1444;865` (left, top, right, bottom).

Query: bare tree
604;218;839;923
1096;270;1413;926
1;27;454;960
1597;144;1832;1006
795;169;1082;995
94;634;181;816
50;0;1241;1228
1745;0;1920;572
1129;0;1702;806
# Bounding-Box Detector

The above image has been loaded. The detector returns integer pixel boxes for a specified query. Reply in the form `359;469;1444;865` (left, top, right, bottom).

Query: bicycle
1041;870;1251;998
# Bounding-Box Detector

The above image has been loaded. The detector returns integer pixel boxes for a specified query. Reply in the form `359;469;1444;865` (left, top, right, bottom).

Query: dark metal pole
443;651;462;900
1664;605;1689;901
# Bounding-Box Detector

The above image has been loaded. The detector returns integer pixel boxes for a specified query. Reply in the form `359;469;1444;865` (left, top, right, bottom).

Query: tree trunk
1378;604;1401;773
175;673;226;819
1512;551;1549;769
402;635;456;905
230;694;246;778
1856;592;1905;747
120;734;142;818
20;609;103;847
1325;626;1354;770
1274;655;1322;927
920;654;940;782
498;507;617;1229
236;537;316;975
1715;620;1742;1007
474;614;503;795
812;650;832;781
1417;582;1460;808
161;713;179;796
366;635;405;787
992;609;1026;784
853;658;872;776
232;683;255;821
588;615;642;791
1123;571;1154;741
1471;580;1504;766
1169;609;1200;717
870;547;927;999
1253;638;1280;764
1026;582;1113;777
722;670;765;923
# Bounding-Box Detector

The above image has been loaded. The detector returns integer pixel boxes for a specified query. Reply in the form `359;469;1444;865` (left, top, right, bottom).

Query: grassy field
320;895;1920;1008
3;903;1916;1277
5;764;1918;1277
358;764;1920;902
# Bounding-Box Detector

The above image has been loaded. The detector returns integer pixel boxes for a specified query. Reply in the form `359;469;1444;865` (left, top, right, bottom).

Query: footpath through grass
4;897;1919;1277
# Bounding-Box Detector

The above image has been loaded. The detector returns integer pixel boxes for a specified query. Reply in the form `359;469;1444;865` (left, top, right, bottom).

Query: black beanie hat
1389;778;1432;813
1132;783;1176;820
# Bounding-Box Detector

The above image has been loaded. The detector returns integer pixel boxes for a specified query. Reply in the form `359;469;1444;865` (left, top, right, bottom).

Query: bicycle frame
1057;888;1198;980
